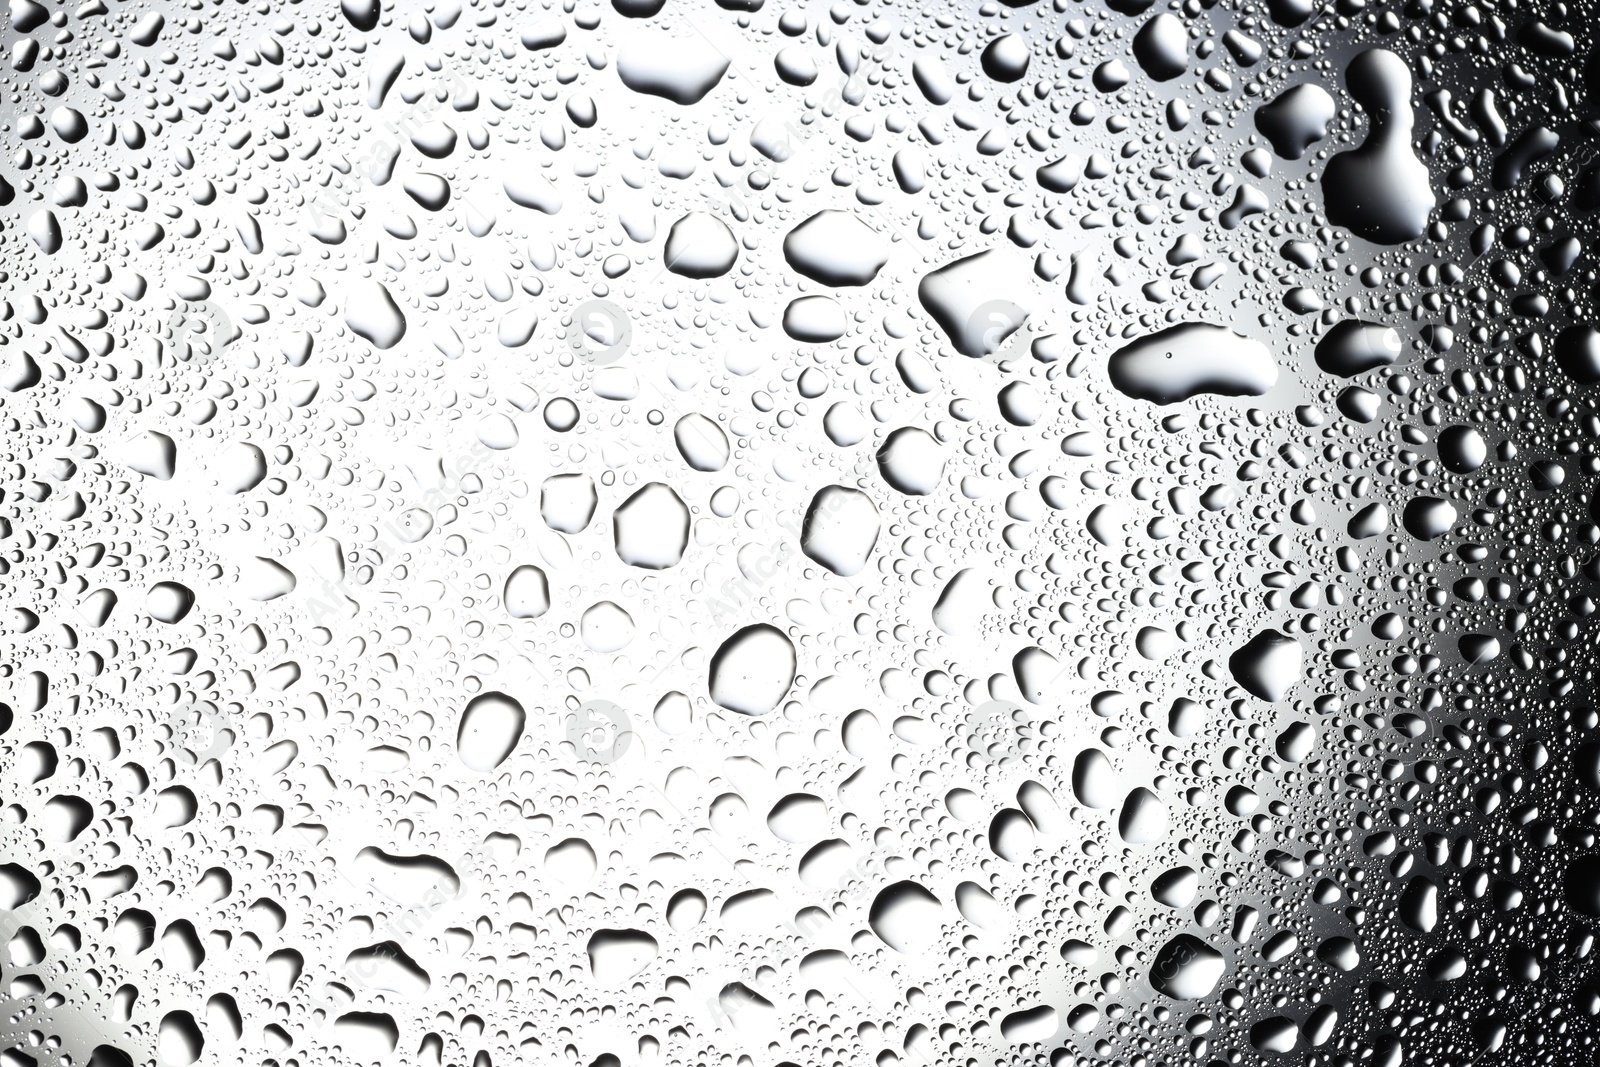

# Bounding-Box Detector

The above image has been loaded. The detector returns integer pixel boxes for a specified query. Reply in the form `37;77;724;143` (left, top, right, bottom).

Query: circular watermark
965;299;1032;365
162;701;231;763
166;300;234;367
964;699;1030;768
565;299;632;366
567;699;635;764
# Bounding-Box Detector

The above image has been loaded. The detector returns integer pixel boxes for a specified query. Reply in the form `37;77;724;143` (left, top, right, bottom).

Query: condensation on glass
1;0;1597;1065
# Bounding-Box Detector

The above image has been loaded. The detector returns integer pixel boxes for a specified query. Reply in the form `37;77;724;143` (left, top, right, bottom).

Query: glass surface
1;0;1597;1064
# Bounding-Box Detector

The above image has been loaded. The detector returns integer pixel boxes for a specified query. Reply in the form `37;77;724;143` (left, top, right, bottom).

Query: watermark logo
565;299;632;366
701;65;872;221
964;699;1030;768
300;834;519;1030
162;700;232;764
766;68;869;162
567;699;636;764
965;299;1033;367
705;542;797;625
303;574;361;625
1531;137;1599;205
304;61;476;231
704;846;883;1027
166;300;234;366
699;435;914;625
1379;704;1456;779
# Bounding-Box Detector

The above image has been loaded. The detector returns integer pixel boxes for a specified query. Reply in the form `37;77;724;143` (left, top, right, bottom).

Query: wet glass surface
2;0;1600;1064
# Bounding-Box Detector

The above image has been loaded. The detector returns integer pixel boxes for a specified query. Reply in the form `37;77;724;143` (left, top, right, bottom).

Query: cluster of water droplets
2;0;1600;1065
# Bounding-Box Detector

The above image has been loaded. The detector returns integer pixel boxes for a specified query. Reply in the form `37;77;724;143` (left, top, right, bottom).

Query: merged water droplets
1108;323;1278;404
343;280;408;350
614;31;730;104
782;210;891;287
1321;49;1436;244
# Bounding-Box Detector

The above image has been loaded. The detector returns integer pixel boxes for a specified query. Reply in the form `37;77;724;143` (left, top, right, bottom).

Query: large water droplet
1229;629;1302;701
708;623;797;715
456;692;527;771
783;210;891;287
344;280;407;349
1108;323;1278;404
868;880;942;953
800;486;880;576
613;482;690;569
